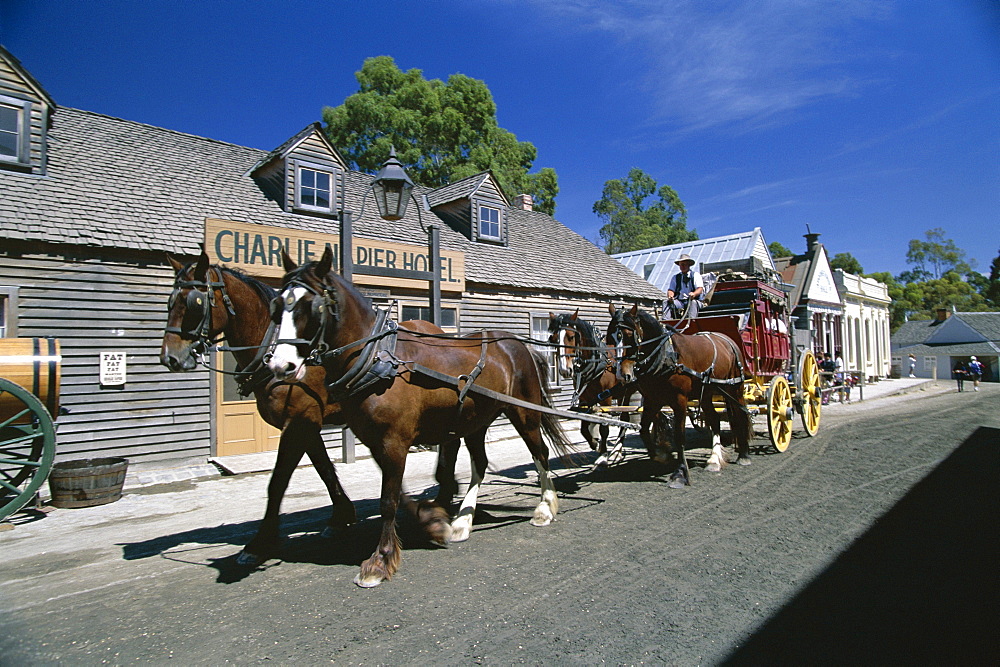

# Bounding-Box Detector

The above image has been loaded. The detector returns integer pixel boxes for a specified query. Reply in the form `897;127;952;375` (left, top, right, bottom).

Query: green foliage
768;240;793;258
830;252;864;275
985;249;1000;308
873;268;994;332
594;168;697;254
323;56;559;215
903;227;973;281
880;229;998;330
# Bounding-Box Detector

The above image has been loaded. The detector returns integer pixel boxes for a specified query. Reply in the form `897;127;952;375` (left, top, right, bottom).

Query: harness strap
325;307;399;401
457;336;490;408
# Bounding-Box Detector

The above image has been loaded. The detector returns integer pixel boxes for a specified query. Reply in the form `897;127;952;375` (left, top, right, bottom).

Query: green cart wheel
0;377;57;521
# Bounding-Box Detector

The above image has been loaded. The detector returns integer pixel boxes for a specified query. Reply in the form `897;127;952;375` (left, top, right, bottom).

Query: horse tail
529;347;577;463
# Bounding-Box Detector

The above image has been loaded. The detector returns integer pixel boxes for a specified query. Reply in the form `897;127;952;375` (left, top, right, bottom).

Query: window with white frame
401;304;458;331
0;287;18;337
0;95;29;164
531;314;559;385
295;165;334;213
478;205;501;241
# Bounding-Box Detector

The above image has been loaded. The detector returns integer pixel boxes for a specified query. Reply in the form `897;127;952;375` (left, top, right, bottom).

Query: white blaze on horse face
557;329;574;379
268;286;309;381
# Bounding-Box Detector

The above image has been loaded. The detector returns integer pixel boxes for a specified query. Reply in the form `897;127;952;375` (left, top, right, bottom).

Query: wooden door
215;349;280;456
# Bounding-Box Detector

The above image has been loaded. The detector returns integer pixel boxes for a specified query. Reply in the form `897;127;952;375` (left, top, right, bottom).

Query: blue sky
2;0;997;277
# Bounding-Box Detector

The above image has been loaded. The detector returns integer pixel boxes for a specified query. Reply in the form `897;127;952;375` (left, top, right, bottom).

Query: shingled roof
0;107;663;301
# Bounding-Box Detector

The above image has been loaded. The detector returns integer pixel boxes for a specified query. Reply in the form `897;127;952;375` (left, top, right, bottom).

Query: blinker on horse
267;246;574;588
159;251;357;566
606;303;753;488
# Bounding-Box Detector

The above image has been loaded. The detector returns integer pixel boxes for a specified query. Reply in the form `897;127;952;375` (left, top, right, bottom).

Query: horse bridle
267;275;339;366
607;310;643;364
165;266;236;354
553;318;610;398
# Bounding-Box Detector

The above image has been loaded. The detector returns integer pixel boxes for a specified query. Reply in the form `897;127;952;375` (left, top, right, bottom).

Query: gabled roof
0;106;663;301
247;122;347;175
892;312;1000;351
612;227;773;293
0;44;55;109
773;242;841;309
425;171;509;209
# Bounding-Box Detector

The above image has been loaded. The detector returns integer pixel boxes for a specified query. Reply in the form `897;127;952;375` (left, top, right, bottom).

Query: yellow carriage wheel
798;351;822;437
766;375;794;453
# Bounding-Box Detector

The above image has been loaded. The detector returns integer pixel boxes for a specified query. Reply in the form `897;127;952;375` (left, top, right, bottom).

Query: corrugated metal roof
611;227;772;292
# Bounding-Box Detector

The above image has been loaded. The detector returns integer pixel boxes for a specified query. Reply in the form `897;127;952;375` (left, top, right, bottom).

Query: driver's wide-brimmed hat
675;254;695;266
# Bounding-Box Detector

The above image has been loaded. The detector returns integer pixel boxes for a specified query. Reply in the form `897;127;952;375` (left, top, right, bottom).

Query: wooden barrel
0;337;61;421
48;457;128;508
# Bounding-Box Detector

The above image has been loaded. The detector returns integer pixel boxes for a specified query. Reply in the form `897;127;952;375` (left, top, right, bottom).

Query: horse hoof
530;505;554;527
428;519;452;547
705;462;721;472
236;550;263;567
737;456;752;467
668;478;687;489
450;525;471;543
353;572;385;588
593;455;609;468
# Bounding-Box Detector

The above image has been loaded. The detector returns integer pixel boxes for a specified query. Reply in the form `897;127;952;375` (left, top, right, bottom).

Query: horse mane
574;317;601;349
219;265;277;303
284;261;374;312
634;307;664;338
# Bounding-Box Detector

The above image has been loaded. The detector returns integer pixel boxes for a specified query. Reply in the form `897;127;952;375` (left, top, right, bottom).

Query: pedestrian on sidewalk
953;360;967;392
908;353;917;378
834;352;846;402
967;356;984;391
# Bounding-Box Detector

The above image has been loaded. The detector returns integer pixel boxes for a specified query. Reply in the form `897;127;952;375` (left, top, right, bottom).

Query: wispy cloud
530;0;893;135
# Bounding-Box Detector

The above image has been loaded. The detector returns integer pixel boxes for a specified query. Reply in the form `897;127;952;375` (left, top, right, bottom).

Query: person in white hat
967;355;984;391
664;254;704;318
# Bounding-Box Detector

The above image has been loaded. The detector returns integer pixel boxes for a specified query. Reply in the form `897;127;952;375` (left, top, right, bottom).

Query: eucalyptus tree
323;56;558;215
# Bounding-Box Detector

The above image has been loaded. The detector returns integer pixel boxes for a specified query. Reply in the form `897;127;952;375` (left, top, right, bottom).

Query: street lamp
338;146;441;327
369;147;414;222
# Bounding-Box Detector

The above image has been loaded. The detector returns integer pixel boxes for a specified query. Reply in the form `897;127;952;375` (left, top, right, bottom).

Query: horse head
160;251;233;371
547;309;583;380
606;303;663;383
264;245;340;382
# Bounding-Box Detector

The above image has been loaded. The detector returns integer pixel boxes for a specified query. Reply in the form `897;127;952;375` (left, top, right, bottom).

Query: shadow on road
723;426;1000;666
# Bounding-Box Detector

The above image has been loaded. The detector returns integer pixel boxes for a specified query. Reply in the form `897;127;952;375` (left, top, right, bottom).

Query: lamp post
338;147;442;326
370;147;414;222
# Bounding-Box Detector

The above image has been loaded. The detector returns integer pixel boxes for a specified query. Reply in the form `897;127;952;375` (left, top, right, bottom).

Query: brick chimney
935;308;951;323
516;194;533;211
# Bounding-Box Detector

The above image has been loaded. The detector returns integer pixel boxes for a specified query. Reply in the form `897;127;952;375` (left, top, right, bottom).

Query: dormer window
478;205;502;241
294;163;334;214
0;95;30;165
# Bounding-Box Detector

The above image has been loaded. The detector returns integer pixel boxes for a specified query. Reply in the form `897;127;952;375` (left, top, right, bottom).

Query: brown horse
159;252;453;566
266;246;574;587
606;304;752;488
548;310;635;466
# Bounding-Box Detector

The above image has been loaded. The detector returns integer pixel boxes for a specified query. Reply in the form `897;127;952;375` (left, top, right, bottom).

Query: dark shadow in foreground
723;426;1000;666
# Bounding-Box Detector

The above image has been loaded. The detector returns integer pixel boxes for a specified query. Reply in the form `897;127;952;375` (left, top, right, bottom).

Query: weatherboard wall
0;243;213;463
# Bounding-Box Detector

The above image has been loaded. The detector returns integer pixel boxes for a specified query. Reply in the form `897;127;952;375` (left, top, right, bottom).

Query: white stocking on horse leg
530;459;559;527
449;465;483;543
705;433;728;472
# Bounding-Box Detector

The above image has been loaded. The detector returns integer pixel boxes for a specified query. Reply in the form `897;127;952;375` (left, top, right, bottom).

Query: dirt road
2;387;997;665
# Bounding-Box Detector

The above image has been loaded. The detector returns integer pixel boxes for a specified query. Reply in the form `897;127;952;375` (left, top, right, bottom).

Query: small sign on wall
100;351;127;386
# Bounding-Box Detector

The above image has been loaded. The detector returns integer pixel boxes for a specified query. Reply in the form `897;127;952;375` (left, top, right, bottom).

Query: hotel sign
205;218;464;292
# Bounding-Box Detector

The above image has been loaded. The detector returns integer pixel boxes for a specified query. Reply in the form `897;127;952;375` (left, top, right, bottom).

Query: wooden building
0;46;664;463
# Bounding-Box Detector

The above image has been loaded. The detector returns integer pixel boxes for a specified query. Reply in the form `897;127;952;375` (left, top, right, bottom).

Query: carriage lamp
370;147;414;222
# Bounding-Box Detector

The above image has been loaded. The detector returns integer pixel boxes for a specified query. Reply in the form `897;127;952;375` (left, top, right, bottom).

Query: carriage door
214;348;280;456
